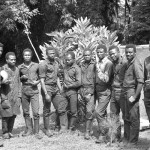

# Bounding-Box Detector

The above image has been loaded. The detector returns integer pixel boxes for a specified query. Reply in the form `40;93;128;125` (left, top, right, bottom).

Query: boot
43;116;53;137
59;112;68;133
84;120;91;140
22;117;33;137
34;119;42;139
8;115;16;138
69;117;77;131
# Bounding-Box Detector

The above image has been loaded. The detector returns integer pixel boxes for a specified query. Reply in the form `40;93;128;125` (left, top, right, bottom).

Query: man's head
23;48;32;62
109;45;120;62
96;44;107;60
0;42;3;57
65;51;75;66
46;47;56;61
125;44;136;62
5;52;16;67
83;49;92;62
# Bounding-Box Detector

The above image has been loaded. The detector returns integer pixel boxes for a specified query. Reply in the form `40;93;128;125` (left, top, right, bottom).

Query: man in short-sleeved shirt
95;44;113;143
19;48;42;139
39;48;68;137
120;44;144;147
79;49;95;140
63;51;81;131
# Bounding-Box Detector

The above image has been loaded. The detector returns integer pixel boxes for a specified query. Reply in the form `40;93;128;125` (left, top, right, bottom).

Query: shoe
3;133;10;139
95;135;105;144
35;133;43;139
22;118;33;137
84;131;90;140
118;138;128;147
43;116;53;137
9;132;15;138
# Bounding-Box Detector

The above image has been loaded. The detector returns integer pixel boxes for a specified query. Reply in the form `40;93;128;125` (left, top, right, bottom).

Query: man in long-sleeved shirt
63;51;81;131
95;44;113;143
79;49;95;140
120;44;144;147
109;45;127;142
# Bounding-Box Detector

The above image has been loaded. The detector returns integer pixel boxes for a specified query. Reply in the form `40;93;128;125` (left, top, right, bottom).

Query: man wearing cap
108;45;127;142
39;47;68;137
120;44;144;147
95;44;113;143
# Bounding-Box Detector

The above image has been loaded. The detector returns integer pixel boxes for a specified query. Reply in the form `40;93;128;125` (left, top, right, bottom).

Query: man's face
96;48;105;60
47;50;55;60
125;48;135;61
0;47;3;57
6;55;16;66
109;48;119;62
23;51;32;62
84;50;91;62
65;54;74;66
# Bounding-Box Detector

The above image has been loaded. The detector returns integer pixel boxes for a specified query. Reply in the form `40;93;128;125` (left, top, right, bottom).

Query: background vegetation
0;0;150;63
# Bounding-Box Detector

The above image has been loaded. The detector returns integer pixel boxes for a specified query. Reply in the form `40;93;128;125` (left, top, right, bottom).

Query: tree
126;0;150;44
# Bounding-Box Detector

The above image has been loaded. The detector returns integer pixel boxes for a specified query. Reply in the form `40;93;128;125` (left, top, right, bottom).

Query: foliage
126;0;150;44
40;17;120;62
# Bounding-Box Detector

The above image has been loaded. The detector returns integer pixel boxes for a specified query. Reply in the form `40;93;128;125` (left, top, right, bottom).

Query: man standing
0;43;4;146
121;44;143;147
1;52;21;139
19;48;42;139
39;47;68;137
63;51;81;131
79;49;95;140
109;45;127;142
143;55;150;124
95;44;113;143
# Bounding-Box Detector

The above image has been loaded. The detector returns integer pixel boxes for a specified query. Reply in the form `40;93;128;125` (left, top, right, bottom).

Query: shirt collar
21;61;34;68
46;59;57;65
99;57;108;64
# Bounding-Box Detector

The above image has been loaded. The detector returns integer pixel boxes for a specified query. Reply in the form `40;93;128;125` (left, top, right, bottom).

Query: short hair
23;48;33;55
125;44;136;52
66;51;75;59
5;52;16;60
0;43;3;47
109;45;119;52
96;44;107;52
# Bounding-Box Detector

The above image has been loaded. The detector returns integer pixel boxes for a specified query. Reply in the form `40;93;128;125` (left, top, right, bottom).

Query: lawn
1;46;150;150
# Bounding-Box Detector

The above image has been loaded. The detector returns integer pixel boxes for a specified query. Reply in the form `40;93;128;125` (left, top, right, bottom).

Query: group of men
0;42;150;148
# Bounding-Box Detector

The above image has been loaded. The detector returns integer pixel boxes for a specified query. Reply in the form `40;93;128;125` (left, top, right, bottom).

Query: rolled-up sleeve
39;62;47;79
134;59;144;84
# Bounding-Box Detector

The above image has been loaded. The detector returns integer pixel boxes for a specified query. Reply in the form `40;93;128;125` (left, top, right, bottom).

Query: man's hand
21;75;28;80
85;94;91;101
2;79;11;84
45;93;51;102
63;83;69;89
30;80;39;86
129;96;136;103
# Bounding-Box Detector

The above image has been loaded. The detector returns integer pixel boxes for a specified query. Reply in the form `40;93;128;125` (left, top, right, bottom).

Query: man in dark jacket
1;52;21;139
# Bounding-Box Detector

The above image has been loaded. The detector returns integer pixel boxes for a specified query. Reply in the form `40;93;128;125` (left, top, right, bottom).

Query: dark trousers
143;96;150;122
22;93;39;120
120;88;140;144
2;115;16;134
80;88;95;120
95;89;111;135
42;90;68;129
110;88;122;139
